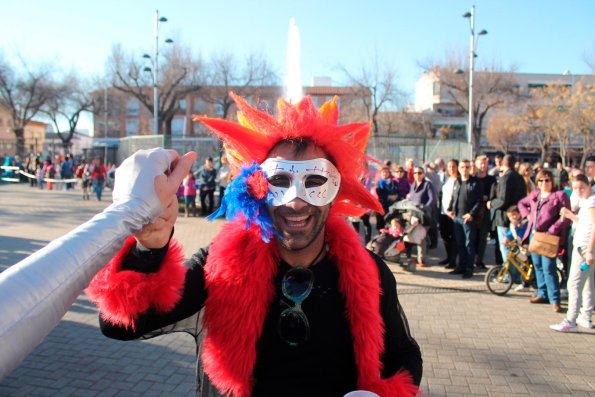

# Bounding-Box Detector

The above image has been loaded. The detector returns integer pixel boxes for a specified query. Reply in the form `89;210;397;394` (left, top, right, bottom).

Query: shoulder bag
528;231;559;258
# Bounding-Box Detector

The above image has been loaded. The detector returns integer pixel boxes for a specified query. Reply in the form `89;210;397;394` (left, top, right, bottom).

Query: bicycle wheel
485;266;513;295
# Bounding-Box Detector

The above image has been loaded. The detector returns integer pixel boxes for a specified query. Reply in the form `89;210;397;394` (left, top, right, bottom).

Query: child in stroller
367;199;433;266
366;217;406;260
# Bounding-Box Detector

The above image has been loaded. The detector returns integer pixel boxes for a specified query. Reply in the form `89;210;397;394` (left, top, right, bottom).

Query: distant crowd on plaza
2;149;593;333
1;152;114;201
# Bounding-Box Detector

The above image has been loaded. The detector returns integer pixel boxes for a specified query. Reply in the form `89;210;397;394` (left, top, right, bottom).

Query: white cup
343;391;380;397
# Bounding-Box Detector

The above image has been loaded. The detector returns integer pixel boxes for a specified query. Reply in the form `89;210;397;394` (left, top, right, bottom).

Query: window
179;99;187;110
433;82;440;95
126;120;139;136
172;117;185;137
126;99;140;116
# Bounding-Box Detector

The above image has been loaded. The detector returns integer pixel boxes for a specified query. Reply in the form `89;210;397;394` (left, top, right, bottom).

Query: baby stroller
368;199;432;267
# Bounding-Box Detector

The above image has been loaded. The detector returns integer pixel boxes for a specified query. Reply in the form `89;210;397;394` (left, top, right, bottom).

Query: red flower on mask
246;170;268;200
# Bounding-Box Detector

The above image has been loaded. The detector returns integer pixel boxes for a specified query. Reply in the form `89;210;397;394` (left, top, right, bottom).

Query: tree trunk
13;128;26;158
163;115;174;149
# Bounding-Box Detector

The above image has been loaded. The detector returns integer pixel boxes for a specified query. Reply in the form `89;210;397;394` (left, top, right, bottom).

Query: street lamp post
143;10;172;135
463;5;487;157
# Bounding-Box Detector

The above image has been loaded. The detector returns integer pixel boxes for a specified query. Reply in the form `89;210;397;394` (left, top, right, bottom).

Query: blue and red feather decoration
208;163;277;243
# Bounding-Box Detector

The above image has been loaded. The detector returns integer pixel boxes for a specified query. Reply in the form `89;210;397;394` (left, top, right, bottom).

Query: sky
1;0;594;132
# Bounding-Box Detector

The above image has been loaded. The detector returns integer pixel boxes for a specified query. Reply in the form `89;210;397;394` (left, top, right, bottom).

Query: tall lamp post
463;5;487;157
142;10;173;135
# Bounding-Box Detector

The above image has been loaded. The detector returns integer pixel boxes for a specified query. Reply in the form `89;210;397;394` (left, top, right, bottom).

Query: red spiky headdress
193;92;383;216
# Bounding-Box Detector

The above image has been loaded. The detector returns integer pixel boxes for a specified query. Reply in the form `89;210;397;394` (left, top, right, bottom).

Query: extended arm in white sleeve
0;148;180;380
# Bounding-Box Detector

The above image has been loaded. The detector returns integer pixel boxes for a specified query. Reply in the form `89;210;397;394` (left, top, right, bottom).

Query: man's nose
284;197;309;211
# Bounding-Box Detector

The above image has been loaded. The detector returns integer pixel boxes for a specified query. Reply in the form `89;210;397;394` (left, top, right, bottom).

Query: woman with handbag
518;169;571;313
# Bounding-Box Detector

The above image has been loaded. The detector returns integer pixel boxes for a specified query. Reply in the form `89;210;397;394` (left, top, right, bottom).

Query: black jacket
448;176;483;218
490;169;527;227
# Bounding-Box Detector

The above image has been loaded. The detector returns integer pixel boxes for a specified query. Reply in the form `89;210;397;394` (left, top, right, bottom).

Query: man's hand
133;150;197;248
135;194;179;249
486;201;492;210
462;213;473;224
447;211;456;220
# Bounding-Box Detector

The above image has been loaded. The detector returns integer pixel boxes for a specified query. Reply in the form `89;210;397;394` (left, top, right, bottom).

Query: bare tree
41;73;95;153
0;56;56;157
516;102;553;163
536;83;573;166
419;55;518;155
107;42;204;139
377;110;435;137
199;51;278;120
485;110;523;153
569;81;595;167
340;53;406;134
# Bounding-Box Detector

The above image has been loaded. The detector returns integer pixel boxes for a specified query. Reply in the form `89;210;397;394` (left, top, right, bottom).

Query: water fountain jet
284;18;303;103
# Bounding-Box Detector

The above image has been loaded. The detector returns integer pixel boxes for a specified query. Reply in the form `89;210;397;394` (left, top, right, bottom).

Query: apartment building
0;103;47;157
414;69;595;143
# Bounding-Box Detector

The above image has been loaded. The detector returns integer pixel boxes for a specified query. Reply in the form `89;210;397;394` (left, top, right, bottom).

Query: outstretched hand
111;148;196;248
136;150;197;248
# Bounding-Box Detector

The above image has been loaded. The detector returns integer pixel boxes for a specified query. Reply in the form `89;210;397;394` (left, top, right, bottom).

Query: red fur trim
86;236;187;330
201;216;419;397
328;216;419;396
201;221;279;397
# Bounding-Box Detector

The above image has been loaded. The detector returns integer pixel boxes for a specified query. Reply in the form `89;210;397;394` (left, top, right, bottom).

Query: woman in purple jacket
518;169;571;313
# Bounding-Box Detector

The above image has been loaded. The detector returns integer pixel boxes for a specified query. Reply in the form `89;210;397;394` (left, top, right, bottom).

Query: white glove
112;148;174;223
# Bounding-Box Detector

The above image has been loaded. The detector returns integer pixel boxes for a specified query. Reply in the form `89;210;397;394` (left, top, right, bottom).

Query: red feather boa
86;236;186;330
88;218;419;396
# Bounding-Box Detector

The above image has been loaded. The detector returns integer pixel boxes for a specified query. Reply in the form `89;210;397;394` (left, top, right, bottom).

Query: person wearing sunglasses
474;155;497;271
518;169;571;313
87;94;422;397
406;166;437;267
446;159;483;278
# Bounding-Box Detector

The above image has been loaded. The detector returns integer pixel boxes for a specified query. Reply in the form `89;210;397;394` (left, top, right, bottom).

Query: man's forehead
266;142;331;163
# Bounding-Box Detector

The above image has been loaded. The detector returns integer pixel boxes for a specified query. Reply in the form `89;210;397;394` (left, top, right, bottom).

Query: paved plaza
0;183;594;396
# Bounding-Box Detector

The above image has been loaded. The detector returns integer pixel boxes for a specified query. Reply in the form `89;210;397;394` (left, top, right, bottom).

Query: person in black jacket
474;155;497;270
447;159;483;278
487;154;527;270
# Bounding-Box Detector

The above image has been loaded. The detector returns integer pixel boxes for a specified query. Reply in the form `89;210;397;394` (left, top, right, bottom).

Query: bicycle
485;240;564;296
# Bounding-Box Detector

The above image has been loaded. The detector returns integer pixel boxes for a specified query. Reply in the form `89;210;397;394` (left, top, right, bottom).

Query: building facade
414;70;595;145
92;85;369;139
0;103;47;157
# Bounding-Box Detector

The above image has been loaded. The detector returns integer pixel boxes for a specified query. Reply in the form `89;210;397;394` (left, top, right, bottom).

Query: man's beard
272;205;328;251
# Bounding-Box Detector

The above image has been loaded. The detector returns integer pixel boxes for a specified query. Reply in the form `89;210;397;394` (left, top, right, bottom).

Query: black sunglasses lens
278;309;310;346
282;267;313;302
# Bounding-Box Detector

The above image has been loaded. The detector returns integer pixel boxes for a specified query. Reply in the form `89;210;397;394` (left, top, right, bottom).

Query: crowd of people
351;152;594;328
1;153;114;201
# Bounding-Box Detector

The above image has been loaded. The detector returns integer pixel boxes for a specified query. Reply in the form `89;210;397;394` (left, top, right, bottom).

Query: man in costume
1;93;422;396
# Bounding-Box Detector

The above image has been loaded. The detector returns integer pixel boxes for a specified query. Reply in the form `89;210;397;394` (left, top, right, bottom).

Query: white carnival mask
260;158;341;207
